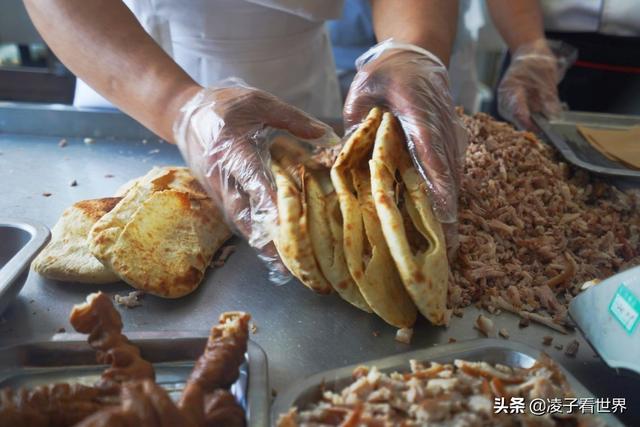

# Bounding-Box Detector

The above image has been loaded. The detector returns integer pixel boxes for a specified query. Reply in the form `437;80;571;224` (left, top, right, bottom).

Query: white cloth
541;0;640;36
74;0;343;119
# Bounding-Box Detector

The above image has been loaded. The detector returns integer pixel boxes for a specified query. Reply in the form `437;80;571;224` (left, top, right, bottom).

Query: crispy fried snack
1;296;249;427
204;390;245;427
0;383;118;427
179;312;250;426
69;292;155;387
75;380;199;427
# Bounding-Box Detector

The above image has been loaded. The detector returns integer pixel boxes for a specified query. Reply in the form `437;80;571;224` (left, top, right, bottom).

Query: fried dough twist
69;292;155;387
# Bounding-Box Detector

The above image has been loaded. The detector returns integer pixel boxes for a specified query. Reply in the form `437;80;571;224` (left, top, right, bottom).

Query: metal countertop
0;103;638;425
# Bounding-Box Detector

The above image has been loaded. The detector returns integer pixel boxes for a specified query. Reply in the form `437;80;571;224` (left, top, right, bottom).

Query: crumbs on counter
58;138;68;147
474;314;495;337
70;180;78;187
542;336;553;346
395;327;413;344
83;137;95;145
498;328;509;339
211;245;236;268
114;290;145;308
518;317;530;328
565;340;580;357
42;192;52;197
104;174;114;178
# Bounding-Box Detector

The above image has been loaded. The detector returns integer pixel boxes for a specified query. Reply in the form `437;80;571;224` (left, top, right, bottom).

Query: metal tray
0;332;269;427
0;219;50;314
271;339;624;427
533;111;640;178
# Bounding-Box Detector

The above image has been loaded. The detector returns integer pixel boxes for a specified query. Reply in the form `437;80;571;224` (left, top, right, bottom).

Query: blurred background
0;0;505;113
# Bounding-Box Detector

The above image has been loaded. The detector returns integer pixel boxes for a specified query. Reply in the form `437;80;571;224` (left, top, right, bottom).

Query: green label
608;284;640;335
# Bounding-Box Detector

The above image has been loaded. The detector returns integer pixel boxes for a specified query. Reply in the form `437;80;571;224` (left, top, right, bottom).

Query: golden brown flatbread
271;161;332;294
370;113;449;325
305;169;371;311
89;167;231;298
330;108;417;328
32;198;122;284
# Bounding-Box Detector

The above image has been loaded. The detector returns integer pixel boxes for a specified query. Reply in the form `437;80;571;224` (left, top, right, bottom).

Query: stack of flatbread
32;167;232;298
271;108;450;327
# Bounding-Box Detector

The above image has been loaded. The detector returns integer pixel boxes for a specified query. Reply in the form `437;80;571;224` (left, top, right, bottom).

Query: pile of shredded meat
449;113;640;330
278;354;605;426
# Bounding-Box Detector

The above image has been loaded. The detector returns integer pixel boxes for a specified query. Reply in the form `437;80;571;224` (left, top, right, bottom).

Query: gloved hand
173;80;340;283
344;39;468;256
498;38;575;131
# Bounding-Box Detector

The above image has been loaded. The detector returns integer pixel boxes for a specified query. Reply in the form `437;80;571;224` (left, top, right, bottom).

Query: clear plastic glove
498;38;576;131
173;79;340;283
344;39;468;255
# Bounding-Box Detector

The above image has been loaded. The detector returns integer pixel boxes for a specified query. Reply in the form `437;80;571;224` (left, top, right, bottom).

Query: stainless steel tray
0;332;269;427
0;219;50;314
271;339;624;427
533;111;640;178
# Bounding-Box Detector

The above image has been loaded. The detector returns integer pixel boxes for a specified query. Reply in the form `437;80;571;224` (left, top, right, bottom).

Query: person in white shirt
23;0;468;280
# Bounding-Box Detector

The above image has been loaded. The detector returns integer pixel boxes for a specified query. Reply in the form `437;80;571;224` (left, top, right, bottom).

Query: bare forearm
370;0;458;65
23;0;200;141
487;0;545;52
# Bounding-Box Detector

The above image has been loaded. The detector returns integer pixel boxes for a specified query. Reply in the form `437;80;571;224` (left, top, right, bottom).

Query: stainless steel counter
0;103;638;425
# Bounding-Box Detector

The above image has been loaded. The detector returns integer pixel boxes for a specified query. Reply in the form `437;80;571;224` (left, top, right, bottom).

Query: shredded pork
450;113;640;329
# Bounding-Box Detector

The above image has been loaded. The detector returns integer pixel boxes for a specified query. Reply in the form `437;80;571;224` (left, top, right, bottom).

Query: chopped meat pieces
449;113;640;331
278;353;604;426
542;336;553;346
114;291;144;309
498;328;509;339
473;314;495;337
211;245;236;268
519;317;530;328
565;340;580;357
395;328;413;344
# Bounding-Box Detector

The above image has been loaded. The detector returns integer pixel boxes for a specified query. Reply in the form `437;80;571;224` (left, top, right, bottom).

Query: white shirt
74;0;343;119
541;0;640;36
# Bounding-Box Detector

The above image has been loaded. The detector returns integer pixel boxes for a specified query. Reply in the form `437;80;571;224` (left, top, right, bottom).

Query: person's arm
24;0;339;281
370;0;458;65
486;0;545;52
486;0;566;130
22;0;200;141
